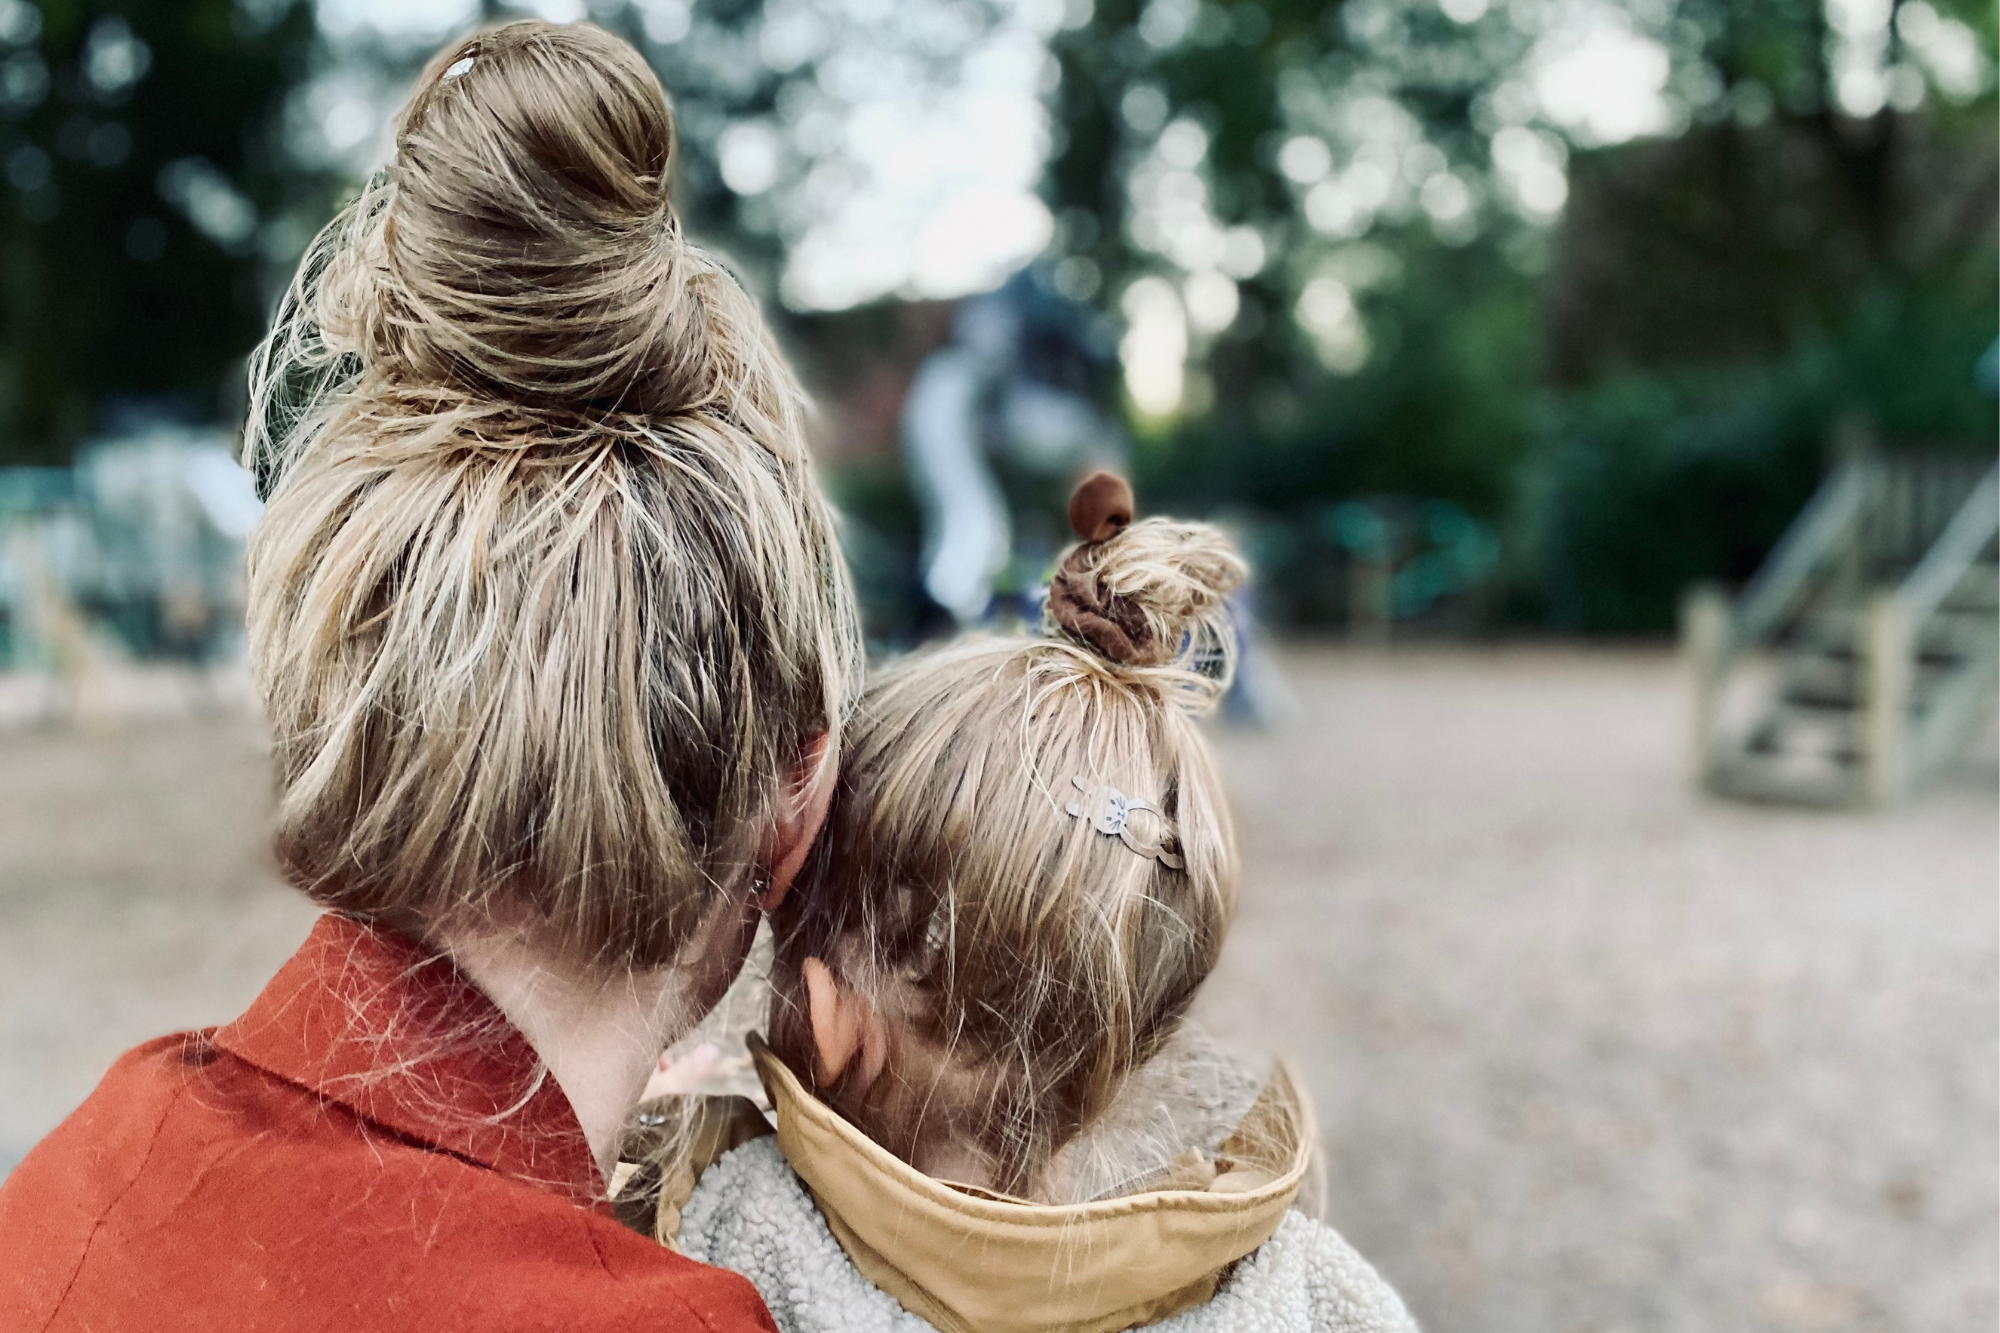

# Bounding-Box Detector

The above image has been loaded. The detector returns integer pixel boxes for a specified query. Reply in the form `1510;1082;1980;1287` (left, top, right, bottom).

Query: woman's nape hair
769;515;1247;1200
243;21;861;970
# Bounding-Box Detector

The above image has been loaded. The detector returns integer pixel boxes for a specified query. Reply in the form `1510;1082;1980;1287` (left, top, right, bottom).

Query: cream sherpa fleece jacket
679;1136;1419;1333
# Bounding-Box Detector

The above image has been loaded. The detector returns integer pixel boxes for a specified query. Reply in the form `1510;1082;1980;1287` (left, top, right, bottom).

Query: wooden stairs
1684;452;1998;806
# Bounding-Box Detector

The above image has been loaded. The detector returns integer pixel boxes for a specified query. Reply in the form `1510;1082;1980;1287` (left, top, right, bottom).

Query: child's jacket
662;1040;1418;1333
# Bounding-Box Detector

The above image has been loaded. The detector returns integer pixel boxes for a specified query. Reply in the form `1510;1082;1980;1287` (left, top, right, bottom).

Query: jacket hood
749;1036;1316;1333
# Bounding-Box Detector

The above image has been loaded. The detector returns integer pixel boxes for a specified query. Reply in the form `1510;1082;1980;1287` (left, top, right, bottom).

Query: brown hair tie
1048;471;1159;665
1067;471;1133;543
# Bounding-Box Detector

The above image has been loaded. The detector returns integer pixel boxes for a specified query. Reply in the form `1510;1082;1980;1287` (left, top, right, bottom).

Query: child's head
244;22;860;976
769;483;1246;1198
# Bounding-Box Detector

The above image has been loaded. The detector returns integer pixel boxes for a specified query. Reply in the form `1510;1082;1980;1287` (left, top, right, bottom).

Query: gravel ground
1195;645;1997;1333
0;645;1992;1333
0;698;317;1168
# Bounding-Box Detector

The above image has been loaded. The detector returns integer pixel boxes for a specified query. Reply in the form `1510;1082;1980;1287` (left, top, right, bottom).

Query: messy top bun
242;22;860;971
248;21;788;477
334;23;718;423
1045;470;1246;700
769;479;1248;1200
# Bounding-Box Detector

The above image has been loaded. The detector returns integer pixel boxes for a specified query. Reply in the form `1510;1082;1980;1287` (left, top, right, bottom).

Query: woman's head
243;22;860;976
769;486;1246;1198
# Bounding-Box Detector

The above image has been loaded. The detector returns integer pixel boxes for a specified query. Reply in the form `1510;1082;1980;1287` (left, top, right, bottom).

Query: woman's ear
761;733;833;910
801;956;886;1088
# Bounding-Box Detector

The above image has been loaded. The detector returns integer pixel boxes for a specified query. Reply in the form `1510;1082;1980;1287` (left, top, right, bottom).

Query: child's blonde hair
770;510;1246;1198
243;22;860;970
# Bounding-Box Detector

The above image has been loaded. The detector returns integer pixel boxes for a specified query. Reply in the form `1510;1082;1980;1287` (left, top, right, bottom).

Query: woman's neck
444;898;761;1182
445;929;689;1182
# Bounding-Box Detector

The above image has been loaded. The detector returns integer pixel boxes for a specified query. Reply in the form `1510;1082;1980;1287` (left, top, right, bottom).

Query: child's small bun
1045;473;1246;694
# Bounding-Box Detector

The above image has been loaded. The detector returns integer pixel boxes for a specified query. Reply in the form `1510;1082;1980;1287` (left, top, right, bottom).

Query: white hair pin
442;55;476;80
1066;776;1184;869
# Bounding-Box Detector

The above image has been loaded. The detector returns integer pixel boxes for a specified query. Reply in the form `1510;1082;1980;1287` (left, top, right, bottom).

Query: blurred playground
1;644;1992;1333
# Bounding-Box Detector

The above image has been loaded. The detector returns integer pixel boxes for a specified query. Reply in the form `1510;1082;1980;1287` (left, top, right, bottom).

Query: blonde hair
243;21;861;969
770;516;1247;1198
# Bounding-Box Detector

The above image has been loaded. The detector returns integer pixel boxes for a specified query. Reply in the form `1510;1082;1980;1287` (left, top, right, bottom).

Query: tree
1040;0;1994;626
0;0;329;464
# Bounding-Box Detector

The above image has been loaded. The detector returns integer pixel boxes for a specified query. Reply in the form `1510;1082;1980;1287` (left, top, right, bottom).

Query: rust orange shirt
0;913;778;1333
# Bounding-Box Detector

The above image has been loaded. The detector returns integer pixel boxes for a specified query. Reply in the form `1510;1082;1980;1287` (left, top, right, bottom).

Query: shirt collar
749;1037;1312;1333
214;912;603;1205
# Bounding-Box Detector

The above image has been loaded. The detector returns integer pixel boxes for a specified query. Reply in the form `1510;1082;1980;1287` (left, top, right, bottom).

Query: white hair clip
442;56;476;80
1066;776;1184;869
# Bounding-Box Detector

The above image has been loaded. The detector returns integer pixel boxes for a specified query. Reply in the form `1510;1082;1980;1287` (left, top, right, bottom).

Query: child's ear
801;956;886;1088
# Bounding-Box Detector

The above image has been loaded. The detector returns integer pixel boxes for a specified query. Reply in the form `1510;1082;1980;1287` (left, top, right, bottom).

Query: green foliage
1522;372;1830;633
0;0;1985;645
0;0;329;464
1140;235;1538;513
1123;229;1535;623
1046;0;1997;633
1522;277;1998;633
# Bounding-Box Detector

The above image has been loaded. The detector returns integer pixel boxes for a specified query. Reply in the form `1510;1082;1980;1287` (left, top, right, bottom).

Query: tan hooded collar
746;1037;1315;1333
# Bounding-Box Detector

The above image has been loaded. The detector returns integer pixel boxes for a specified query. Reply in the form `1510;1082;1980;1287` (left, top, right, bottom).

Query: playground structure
1320;496;1501;642
0;426;260;710
1684;441;1999;806
901;270;1124;629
